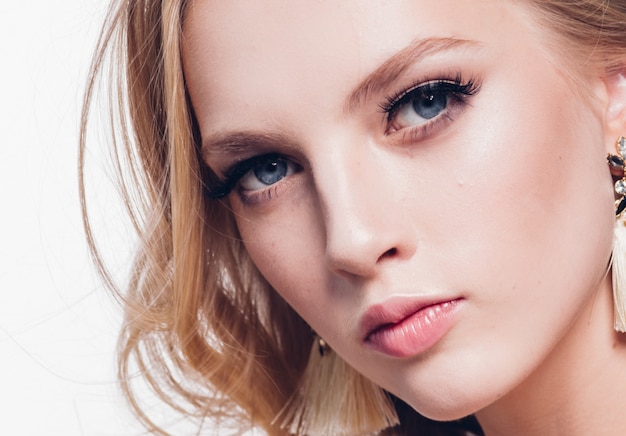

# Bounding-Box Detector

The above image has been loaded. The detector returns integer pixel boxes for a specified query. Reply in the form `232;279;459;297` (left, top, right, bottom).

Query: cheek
233;194;331;318
445;70;614;287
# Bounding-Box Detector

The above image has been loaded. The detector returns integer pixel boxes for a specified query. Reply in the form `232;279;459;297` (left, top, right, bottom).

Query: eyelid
204;153;299;199
204;154;271;198
201;131;299;172
379;73;481;141
380;74;480;119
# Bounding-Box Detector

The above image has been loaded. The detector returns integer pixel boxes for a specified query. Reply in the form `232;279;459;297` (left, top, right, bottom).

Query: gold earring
317;336;330;357
607;136;626;332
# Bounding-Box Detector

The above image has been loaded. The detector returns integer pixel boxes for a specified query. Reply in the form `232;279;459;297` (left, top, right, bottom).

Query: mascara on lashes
205;153;284;199
380;75;480;122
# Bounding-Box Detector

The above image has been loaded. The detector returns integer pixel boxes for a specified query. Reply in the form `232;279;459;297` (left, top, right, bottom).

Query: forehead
182;0;531;132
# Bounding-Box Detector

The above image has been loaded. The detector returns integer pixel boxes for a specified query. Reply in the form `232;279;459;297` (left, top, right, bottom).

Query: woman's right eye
238;155;299;191
205;153;302;200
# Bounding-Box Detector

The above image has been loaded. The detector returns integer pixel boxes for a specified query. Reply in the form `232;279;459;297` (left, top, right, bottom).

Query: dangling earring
277;334;399;435
607;136;626;332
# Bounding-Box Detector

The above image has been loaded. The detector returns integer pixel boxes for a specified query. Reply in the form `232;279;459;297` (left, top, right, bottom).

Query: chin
399;387;493;422
415;405;482;423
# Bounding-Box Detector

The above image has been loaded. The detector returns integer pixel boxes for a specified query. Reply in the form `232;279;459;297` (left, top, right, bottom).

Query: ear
601;69;626;153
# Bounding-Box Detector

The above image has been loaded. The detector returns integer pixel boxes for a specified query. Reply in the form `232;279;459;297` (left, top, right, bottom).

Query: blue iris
413;93;448;120
254;156;288;185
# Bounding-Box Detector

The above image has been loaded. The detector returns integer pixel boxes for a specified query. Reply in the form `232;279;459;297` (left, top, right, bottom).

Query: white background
0;1;148;434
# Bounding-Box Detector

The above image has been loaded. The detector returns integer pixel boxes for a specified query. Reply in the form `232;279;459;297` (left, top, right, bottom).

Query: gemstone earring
608;136;626;216
607;136;626;332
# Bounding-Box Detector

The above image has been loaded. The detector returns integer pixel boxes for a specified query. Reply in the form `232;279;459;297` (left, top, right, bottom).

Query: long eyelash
204;153;281;199
379;73;480;121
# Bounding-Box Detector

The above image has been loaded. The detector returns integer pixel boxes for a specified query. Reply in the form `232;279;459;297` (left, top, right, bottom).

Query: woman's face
184;0;617;420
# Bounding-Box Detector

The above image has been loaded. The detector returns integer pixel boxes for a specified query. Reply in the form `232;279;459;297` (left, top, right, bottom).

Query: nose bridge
312;138;415;277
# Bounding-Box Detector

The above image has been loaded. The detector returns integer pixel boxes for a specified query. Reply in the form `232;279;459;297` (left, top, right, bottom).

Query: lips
360;296;463;358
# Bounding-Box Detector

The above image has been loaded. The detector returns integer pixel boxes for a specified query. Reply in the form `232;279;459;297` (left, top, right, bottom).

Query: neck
475;274;626;436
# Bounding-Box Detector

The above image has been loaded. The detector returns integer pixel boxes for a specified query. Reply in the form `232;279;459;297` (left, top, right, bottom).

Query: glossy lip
360;295;464;358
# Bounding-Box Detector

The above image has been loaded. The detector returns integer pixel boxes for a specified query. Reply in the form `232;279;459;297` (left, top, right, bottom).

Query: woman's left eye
382;77;480;135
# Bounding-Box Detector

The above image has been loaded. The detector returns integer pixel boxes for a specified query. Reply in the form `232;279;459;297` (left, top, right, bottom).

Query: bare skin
183;1;626;433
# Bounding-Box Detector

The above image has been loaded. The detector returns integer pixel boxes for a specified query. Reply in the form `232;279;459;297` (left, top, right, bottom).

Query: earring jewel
317;336;330;357
608;136;626;216
608;136;626;332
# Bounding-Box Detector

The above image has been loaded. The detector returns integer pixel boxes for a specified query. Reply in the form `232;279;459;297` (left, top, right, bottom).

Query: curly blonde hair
79;1;626;434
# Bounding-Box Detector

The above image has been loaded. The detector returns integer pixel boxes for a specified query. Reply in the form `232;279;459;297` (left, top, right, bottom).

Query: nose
312;142;417;279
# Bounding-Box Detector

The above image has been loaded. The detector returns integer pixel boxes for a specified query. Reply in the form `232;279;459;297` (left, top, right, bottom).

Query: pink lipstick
361;297;463;358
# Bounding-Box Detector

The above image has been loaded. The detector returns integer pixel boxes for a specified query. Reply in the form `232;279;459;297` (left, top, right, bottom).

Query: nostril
380;247;398;259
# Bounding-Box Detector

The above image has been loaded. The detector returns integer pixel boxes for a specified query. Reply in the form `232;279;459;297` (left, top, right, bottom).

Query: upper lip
359;294;462;342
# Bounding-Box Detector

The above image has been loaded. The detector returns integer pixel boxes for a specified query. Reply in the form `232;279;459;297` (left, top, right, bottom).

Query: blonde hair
79;1;626;434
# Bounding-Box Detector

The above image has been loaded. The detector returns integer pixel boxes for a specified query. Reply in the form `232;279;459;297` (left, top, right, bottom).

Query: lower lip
364;299;462;358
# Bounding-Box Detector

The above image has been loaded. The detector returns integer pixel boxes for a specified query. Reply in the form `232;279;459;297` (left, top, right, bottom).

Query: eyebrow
345;37;482;112
201;131;298;162
201;37;482;157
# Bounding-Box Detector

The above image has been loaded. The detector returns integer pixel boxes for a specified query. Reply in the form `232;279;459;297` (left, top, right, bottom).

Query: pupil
254;158;287;185
414;93;447;119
